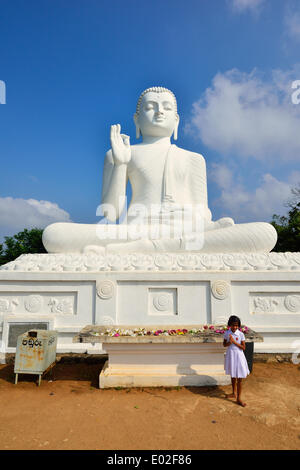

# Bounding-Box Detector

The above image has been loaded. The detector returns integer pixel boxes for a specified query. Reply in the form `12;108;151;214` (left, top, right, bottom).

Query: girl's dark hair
227;315;241;327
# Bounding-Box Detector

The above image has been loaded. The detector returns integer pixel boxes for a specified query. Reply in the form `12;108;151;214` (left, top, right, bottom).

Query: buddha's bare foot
204;218;235;232
237;400;247;407
216;217;235;229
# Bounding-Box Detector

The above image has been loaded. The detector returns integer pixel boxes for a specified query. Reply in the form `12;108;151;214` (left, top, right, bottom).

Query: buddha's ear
173;114;180;141
133;113;141;139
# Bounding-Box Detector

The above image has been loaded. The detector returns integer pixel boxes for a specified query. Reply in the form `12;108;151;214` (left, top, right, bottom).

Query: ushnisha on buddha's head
134;86;180;140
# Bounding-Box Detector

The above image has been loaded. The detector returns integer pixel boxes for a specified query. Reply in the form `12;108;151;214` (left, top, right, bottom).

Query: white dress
224;329;250;378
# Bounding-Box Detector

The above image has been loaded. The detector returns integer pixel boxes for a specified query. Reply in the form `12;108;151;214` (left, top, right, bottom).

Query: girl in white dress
223;315;250;407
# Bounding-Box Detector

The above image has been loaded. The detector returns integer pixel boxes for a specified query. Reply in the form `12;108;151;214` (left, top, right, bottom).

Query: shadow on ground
184;385;229;402
0;357;107;388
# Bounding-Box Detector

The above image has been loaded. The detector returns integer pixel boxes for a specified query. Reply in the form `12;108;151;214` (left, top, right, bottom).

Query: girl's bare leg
237;378;246;406
227;377;237;398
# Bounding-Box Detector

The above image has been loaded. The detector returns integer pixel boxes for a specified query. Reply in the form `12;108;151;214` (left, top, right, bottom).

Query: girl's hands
229;334;244;350
229;334;239;346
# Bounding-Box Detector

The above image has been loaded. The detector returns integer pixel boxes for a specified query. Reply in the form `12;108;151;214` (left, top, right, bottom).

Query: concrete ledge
253;353;296;363
74;324;263;344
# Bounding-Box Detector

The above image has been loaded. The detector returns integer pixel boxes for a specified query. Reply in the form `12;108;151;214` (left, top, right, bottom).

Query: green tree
271;187;300;252
0;228;46;265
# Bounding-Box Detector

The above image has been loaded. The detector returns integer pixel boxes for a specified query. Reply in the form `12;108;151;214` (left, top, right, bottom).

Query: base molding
100;360;231;388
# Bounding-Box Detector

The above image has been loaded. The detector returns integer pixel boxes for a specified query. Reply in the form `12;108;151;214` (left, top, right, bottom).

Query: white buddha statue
42;86;277;254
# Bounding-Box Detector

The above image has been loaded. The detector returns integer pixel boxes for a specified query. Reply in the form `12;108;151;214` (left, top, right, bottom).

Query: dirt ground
0;360;299;450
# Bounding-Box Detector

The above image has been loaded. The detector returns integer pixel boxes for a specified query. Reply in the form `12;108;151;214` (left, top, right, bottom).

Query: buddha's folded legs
42;222;180;253
43;220;277;254
183;222;277;253
43;223;101;253
106;222;277;254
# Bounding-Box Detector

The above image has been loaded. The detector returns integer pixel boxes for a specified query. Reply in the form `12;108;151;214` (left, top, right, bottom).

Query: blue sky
1;0;300;242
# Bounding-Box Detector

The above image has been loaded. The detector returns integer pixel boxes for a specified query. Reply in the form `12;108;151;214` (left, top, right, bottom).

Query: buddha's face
135;91;179;138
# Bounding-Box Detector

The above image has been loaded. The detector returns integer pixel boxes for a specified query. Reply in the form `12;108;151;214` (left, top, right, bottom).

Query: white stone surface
99;343;231;388
2;251;300;273
1;252;300;357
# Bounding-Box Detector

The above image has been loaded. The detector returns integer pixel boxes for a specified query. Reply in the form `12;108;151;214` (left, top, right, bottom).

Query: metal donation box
14;330;58;386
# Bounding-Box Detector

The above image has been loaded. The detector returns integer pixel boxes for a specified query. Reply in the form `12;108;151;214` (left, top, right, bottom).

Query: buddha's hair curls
135;87;178;115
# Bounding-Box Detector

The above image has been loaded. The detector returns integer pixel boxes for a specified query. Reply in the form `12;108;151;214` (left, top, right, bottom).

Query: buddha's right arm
189;152;212;225
101;150;128;222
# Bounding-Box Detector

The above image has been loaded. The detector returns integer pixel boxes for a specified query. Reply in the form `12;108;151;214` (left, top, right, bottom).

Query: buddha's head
134;87;179;140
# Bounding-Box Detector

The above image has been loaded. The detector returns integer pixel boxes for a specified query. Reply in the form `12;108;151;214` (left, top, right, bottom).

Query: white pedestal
99;342;231;388
1;252;300;356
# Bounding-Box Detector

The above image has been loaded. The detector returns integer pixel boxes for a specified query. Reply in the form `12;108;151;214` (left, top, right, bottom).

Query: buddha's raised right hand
110;124;131;165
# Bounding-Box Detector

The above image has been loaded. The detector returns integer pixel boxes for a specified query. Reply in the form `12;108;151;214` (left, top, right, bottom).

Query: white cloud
186;68;300;162
229;0;265;13
210;163;234;191
284;7;300;41
0;197;72;241
210;166;300;223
